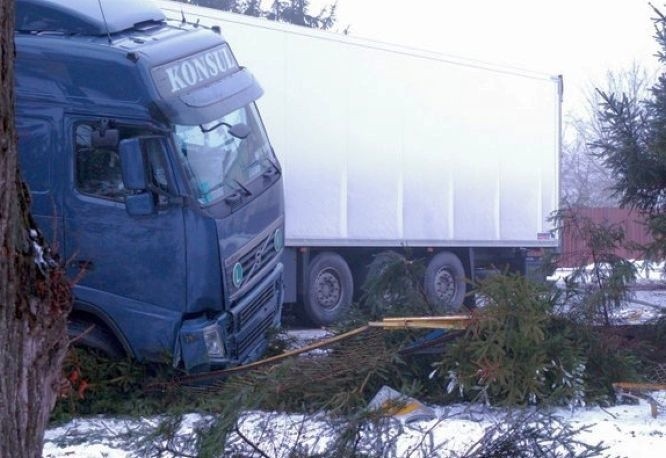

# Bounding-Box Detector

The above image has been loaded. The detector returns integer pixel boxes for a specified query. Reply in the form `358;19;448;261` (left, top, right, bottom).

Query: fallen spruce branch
167;315;473;386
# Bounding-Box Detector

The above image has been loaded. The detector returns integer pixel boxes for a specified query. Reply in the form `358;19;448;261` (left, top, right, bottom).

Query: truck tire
68;318;124;359
303;252;354;326
424;252;466;312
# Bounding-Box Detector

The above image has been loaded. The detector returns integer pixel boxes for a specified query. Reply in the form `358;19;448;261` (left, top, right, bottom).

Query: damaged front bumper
178;262;284;373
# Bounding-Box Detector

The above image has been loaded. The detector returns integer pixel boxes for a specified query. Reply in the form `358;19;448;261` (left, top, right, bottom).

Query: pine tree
267;0;337;30
241;0;262;17
188;0;242;13
591;6;666;260
179;0;338;30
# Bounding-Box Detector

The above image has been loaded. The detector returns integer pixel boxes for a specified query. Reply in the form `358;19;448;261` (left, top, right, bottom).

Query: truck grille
231;276;281;359
237;233;275;284
237;282;275;329
237;313;275;356
225;217;283;301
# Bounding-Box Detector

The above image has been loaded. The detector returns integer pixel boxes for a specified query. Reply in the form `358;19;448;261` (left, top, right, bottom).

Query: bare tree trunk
0;1;72;457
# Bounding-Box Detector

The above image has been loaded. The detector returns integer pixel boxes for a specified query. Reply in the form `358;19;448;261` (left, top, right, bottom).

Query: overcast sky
305;0;660;115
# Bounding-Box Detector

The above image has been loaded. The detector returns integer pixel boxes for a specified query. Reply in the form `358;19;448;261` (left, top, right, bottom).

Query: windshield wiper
233;179;252;196
199;180;228;197
262;155;281;178
201;180;251;204
222;180;252;206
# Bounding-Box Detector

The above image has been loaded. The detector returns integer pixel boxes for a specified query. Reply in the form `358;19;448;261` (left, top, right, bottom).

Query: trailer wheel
424;252;466;312
68;318;124;359
303;252;353;326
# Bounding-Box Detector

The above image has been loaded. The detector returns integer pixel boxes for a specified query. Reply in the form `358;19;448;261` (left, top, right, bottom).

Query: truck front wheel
424;252;466;312
303;252;353;326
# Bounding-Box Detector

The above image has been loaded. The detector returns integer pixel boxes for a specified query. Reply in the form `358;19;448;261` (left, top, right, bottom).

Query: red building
558;207;653;267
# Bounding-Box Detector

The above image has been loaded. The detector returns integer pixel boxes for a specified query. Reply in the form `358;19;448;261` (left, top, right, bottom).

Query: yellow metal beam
368;315;472;330
613;382;666;391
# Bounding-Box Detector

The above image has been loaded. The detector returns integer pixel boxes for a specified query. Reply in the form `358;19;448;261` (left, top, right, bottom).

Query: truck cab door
16;113;64;255
63;118;187;359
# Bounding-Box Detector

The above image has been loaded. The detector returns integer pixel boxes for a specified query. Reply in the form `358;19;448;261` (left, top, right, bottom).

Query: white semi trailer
157;1;562;326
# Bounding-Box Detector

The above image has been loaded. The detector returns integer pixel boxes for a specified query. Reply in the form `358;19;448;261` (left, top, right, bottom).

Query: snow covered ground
616;288;666;323
42;267;666;457
549;261;666;324
42;399;666;457
43;326;666;458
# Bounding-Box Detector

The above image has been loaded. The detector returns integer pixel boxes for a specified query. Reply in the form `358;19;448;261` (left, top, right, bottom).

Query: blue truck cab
14;0;285;372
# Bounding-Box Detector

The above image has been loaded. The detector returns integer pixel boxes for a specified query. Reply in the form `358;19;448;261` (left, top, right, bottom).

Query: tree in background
561;63;653;208
242;0;263;17
186;0;242;12
0;1;72;456
177;0;338;30
267;0;337;29
591;7;666;260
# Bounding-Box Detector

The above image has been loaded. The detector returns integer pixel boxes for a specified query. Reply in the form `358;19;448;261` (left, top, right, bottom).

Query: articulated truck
15;0;285;371
158;1;562;326
14;0;560;373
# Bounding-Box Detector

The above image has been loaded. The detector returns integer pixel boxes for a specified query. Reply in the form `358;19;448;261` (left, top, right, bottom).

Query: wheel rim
315;268;342;310
433;267;457;304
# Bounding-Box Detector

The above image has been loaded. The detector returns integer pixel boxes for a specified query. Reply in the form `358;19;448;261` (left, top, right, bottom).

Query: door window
75;124;126;201
74;122;172;204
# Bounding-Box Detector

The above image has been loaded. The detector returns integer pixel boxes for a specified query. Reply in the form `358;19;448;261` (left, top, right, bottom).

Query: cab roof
16;0;166;35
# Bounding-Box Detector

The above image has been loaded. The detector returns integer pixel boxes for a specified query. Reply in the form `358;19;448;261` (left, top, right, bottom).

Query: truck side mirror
119;138;148;191
119;138;156;216
228;122;251;140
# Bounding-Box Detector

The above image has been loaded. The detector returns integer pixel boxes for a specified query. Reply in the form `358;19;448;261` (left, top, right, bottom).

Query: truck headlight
203;325;225;358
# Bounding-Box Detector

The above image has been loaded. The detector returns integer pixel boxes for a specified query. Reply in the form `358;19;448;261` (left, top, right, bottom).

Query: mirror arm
144;182;185;207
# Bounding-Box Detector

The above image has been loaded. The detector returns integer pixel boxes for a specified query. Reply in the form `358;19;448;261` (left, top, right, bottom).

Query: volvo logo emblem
252;246;264;274
244;235;273;285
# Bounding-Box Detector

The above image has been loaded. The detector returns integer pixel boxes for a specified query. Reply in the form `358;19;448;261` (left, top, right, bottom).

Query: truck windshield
174;103;277;205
